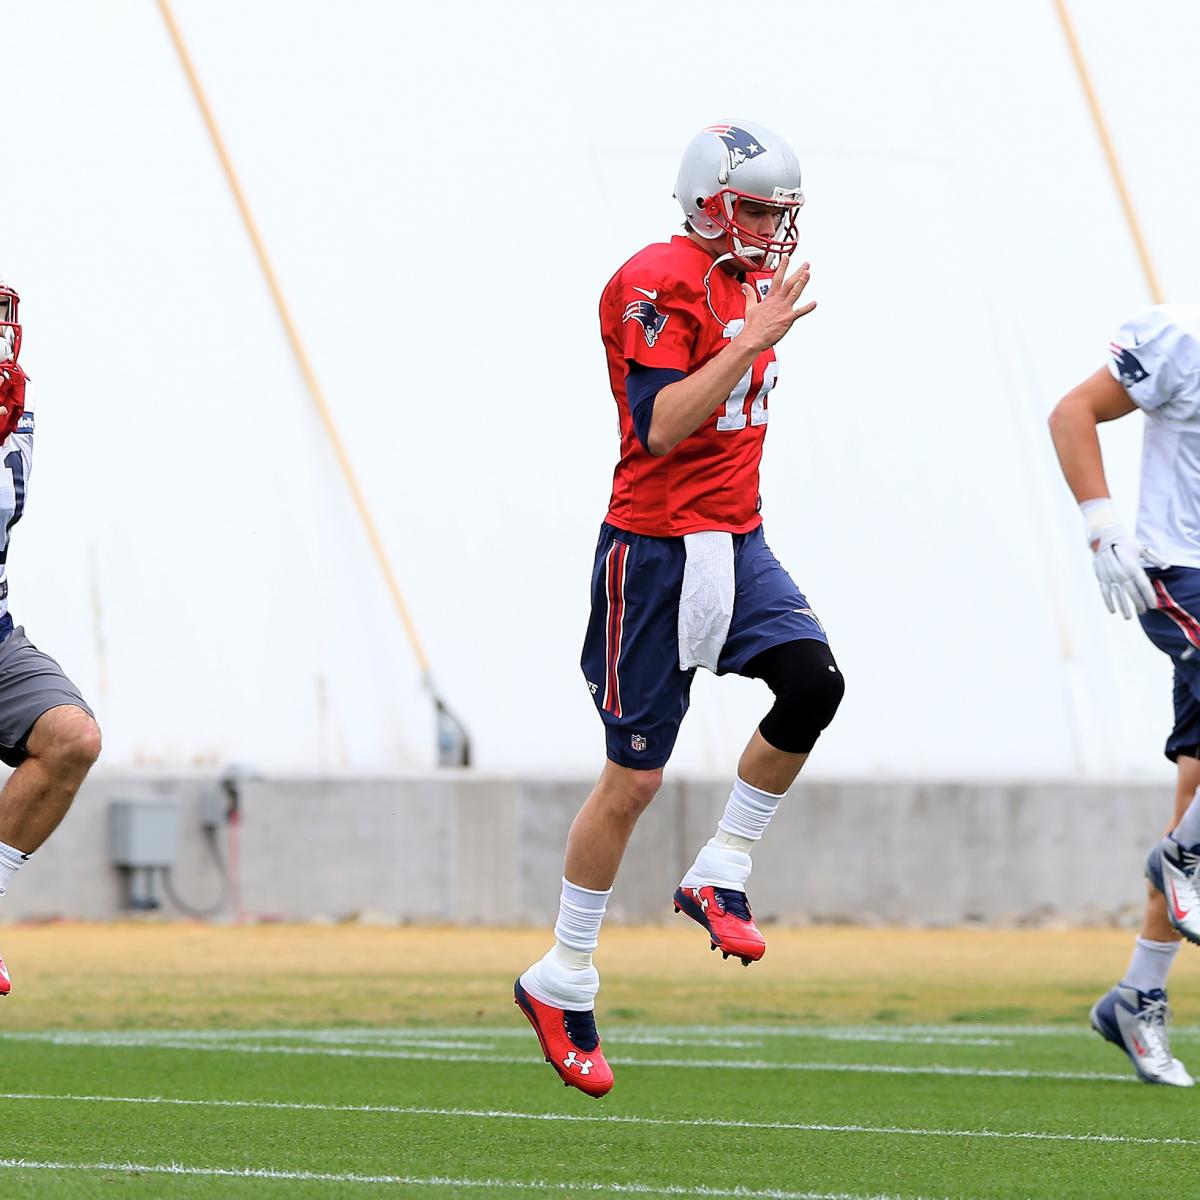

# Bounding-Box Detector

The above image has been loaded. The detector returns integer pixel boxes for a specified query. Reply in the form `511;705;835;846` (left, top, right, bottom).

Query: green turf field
0;1020;1193;1198
0;924;1195;1197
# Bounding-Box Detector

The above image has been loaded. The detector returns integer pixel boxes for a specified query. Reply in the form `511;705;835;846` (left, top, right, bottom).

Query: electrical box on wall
109;800;182;868
109;800;182;910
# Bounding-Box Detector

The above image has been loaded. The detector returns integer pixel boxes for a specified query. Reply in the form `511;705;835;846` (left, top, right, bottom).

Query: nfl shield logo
631;734;647;752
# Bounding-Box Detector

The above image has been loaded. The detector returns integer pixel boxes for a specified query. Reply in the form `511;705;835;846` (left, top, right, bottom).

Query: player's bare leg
1141;754;1200;942
674;731;806;965
676;640;843;964
515;762;660;1097
0;705;101;853
1091;755;1200;1086
0;704;101;996
563;762;663;890
737;729;807;795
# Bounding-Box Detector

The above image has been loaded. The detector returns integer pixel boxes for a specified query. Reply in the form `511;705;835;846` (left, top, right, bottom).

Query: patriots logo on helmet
623;299;668;348
1109;342;1149;387
704;124;767;171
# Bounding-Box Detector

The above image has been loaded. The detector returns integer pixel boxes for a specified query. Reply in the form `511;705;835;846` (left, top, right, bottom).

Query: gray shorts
0;626;93;767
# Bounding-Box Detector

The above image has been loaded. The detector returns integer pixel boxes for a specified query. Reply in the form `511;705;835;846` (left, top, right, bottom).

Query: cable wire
160;826;230;920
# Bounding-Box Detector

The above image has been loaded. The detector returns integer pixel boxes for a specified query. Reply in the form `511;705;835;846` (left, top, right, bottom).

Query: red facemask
700;189;803;272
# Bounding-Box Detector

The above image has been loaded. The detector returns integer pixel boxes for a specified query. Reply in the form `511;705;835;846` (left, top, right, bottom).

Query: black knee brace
745;639;845;754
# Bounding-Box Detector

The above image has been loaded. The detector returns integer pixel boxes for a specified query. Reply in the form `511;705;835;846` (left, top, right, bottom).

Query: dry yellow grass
0;922;1196;1030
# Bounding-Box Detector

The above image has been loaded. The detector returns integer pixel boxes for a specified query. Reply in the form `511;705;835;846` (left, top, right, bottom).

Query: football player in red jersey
0;281;102;997
515;121;844;1096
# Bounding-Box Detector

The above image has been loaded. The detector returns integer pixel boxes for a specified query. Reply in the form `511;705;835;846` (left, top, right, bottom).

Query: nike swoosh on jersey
632;287;658;300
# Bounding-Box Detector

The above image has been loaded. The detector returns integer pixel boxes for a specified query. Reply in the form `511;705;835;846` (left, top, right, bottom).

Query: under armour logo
563;1051;594;1075
692;888;709;912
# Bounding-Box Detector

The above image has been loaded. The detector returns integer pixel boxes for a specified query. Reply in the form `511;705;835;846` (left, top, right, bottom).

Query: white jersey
0;397;34;630
1107;304;1200;568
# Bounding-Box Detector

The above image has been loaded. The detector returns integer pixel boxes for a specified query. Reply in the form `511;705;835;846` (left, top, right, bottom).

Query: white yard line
0;1158;936;1199
0;1091;1188;1147
8;1022;1189;1045
0;1027;765;1050
0;1031;1133;1082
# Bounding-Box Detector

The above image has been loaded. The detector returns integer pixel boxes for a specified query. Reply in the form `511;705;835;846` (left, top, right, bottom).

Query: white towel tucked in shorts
678;531;735;672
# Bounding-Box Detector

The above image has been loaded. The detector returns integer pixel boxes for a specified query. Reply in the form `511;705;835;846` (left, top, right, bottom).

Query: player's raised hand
738;254;816;352
0;362;27;442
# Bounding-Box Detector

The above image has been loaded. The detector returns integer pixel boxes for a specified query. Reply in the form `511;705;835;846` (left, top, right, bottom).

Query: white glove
1081;498;1166;619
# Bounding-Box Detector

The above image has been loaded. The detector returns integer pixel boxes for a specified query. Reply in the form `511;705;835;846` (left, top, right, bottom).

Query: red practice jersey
599;235;778;537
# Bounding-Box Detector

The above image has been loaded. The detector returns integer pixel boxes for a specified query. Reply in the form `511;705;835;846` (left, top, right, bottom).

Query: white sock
0;840;29;896
1173;788;1200;848
1122;937;1181;994
680;777;785;890
518;879;611;1009
520;946;600;1010
552;878;611;970
718;776;785;841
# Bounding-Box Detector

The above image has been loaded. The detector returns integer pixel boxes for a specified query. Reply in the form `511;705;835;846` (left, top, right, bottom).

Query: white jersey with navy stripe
0;398;34;626
1107;304;1200;569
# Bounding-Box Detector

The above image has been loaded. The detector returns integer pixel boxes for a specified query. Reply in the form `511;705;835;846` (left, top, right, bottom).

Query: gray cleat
1145;835;1200;944
1091;984;1194;1086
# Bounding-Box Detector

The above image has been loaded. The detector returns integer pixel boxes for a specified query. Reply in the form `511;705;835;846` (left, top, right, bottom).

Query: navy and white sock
1122;936;1181;994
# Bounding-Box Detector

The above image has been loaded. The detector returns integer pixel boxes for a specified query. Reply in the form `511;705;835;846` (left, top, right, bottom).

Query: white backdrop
2;0;1198;778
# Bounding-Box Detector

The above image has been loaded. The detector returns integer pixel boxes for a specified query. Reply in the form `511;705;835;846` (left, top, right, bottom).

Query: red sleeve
615;277;704;373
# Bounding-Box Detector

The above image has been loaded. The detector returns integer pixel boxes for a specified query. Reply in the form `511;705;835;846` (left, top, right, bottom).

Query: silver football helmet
674;120;804;271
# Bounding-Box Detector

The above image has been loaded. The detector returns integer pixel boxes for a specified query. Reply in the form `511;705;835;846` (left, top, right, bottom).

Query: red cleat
514;979;614;1098
673;884;766;965
0;948;11;995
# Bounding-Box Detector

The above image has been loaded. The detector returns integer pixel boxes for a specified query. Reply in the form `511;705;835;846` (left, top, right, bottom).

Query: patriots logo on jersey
623;299;669;348
1109;342;1149;387
704;124;766;171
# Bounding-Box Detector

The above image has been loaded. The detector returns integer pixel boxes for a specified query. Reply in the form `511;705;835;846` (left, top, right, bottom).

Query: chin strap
702;252;743;329
731;237;770;268
703;249;776;331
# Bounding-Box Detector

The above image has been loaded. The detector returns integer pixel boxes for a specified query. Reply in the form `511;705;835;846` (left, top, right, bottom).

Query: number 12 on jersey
716;361;778;431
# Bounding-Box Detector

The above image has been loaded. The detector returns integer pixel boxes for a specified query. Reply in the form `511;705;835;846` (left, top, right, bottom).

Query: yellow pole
156;0;434;678
1052;0;1164;303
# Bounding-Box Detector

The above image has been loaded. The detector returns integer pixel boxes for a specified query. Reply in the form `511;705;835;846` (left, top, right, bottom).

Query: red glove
0;361;26;443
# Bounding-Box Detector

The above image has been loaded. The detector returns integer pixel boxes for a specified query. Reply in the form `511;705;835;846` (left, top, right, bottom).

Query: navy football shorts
580;522;829;770
1140;566;1200;762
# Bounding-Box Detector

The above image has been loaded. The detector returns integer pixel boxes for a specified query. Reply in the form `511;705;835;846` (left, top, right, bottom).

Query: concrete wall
0;773;1173;927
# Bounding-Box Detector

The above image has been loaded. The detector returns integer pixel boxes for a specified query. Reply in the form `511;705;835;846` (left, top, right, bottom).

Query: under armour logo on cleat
563;1051;593;1075
691;888;709;912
